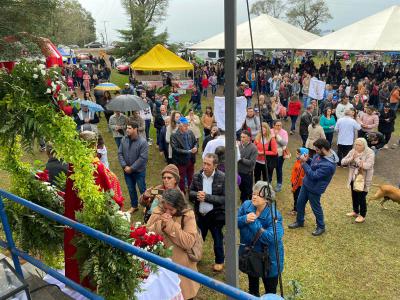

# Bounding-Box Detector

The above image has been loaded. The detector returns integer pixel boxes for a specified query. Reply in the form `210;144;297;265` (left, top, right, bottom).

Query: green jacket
320;115;336;133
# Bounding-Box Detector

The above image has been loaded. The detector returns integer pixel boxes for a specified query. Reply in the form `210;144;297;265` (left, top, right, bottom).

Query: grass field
0;71;399;299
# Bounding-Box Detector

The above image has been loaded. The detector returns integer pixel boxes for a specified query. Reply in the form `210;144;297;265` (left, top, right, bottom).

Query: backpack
181;214;203;262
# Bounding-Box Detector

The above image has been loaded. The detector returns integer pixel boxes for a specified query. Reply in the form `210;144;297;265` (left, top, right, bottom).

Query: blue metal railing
0;189;259;300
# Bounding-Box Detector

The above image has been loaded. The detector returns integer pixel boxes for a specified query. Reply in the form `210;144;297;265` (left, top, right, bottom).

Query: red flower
130;226;147;239
36;170;49;182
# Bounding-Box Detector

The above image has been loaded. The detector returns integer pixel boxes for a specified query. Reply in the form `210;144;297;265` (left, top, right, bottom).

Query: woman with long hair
201;106;215;137
272;120;288;192
320;108;336;145
254;123;278;183
341;138;375;223
147;189;200;299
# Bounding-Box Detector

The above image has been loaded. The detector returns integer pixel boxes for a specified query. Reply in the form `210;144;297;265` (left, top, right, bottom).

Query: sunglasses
163;176;174;180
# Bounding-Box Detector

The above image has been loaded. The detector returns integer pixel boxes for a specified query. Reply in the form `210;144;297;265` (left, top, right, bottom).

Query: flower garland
0;60;171;299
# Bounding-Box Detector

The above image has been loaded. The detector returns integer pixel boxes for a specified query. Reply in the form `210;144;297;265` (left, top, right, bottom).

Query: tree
250;0;287;18
114;0;169;61
286;0;332;34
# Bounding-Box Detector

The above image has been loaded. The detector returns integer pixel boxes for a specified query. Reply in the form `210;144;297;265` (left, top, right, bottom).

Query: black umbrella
106;95;150;112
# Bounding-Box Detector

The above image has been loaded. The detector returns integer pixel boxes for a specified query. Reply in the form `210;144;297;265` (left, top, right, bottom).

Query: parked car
117;62;130;74
76;53;90;61
67;44;80;49
84;42;104;48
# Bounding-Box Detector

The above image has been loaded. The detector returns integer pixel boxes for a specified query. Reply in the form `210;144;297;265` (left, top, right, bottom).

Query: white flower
51;81;56;88
148;231;155;235
38;64;46;69
33;68;38;72
33;74;39;79
40;69;46;76
46;88;52;94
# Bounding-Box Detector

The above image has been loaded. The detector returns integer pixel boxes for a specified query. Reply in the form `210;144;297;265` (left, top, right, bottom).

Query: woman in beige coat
186;109;201;141
305;116;326;157
341;138;375;223
147;189;200;299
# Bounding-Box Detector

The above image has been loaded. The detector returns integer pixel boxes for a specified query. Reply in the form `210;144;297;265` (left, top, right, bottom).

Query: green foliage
286;280;302;300
0;59;169;299
155;85;171;96
0;0;96;60
114;0;169;61
0;143;64;268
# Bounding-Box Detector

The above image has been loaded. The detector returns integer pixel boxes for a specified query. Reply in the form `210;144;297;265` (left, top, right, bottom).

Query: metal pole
224;0;238;295
290;49;295;73
0;195;24;277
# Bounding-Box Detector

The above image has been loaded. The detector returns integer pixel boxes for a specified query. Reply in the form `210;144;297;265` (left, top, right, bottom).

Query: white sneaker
383;144;389;149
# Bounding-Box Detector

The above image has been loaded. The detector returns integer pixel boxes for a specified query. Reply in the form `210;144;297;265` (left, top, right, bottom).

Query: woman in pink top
83;71;91;92
272;120;289;192
357;105;379;139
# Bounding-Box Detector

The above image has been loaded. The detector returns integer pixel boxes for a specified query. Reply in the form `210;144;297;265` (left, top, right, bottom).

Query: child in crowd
97;134;109;169
289;148;307;215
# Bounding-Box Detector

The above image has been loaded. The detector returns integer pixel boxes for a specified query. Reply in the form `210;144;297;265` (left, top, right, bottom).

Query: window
207;52;217;58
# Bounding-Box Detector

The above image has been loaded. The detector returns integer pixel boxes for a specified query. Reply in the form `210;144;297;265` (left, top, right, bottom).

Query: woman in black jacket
378;103;396;148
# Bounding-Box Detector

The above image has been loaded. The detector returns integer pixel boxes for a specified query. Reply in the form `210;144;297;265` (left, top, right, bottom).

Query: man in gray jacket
118;120;149;213
238;130;258;202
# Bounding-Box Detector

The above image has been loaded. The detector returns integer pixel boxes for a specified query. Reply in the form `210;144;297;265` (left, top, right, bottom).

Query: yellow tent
130;44;193;71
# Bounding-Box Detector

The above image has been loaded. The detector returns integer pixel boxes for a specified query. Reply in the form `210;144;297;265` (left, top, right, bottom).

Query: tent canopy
131;44;193;71
189;14;318;50
300;5;400;51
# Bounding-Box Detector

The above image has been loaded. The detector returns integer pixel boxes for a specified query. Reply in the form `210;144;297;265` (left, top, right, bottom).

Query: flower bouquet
130;222;172;278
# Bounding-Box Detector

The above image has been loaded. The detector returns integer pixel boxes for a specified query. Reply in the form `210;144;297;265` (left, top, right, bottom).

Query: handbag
181;215;203;262
239;228;270;278
353;168;365;192
283;146;292;159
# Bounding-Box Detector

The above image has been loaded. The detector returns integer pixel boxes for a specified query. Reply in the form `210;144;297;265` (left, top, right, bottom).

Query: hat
124;83;129;86
240;82;246;86
161;164;180;182
178;116;189;125
299;147;309;156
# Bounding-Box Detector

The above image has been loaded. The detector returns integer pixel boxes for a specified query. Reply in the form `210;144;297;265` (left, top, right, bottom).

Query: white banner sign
308;78;326;100
214;96;247;131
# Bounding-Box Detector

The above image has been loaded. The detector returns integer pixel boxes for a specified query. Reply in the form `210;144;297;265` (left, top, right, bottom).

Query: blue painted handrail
0;189;260;300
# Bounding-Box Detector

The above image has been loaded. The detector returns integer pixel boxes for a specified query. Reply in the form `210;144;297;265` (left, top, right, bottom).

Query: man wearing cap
122;83;132;95
171;116;198;191
118;120;149;213
237;82;246;97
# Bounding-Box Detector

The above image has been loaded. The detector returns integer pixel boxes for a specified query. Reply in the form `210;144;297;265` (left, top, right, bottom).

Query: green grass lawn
0;73;399;299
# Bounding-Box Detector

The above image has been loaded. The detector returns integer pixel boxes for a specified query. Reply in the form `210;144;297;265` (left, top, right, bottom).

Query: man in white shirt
334;108;361;166
202;129;241;161
335;95;354;120
189;153;226;272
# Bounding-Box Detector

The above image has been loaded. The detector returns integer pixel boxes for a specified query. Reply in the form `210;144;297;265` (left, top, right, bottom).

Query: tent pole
224;0;238;297
290;49;295;73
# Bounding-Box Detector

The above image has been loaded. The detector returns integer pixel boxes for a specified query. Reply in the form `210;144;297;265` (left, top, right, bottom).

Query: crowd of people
43;53;400;298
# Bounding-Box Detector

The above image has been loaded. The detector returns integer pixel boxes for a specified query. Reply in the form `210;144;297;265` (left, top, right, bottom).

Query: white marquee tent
300;5;400;51
189;14;319;50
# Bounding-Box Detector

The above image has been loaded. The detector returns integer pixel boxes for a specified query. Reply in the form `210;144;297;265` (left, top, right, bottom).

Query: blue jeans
390;102;399;112
124;171;146;208
325;132;333;146
246;97;252;107
197;214;225;264
290;115;298;131
203;88;208;97
114;137;122;149
276;156;284;185
303;95;310;108
296;185;325;229
144;119;151;140
211;84;217;95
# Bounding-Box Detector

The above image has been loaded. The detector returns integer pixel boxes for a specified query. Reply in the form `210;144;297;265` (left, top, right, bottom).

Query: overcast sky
77;0;400;43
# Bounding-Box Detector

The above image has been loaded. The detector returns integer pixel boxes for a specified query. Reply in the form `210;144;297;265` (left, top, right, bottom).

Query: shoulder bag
239;228;270;278
181;215;204;262
353;168;365;192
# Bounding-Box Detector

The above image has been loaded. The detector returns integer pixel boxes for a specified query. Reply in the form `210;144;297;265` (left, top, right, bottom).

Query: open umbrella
72;99;104;112
79;59;94;64
94;82;121;91
106;95;149;112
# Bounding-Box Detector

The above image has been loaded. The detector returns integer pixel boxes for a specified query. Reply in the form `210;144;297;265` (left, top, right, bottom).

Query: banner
214;96;247;131
173;79;194;89
308;78;326;100
142;81;164;89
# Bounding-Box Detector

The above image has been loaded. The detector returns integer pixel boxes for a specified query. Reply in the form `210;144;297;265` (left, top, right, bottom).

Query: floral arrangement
0;60;170;299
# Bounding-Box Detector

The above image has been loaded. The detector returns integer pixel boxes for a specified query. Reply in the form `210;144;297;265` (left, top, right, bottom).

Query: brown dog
370;184;400;209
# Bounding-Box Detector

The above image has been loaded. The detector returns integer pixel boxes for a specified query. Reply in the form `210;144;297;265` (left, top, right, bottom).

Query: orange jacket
290;160;305;192
390;88;400;104
254;137;278;162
